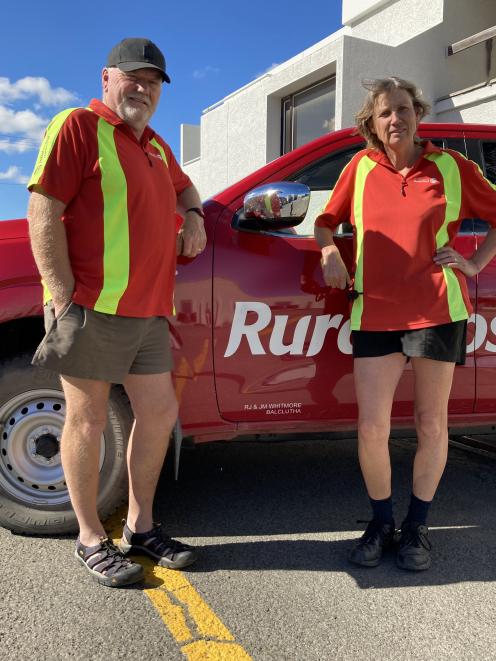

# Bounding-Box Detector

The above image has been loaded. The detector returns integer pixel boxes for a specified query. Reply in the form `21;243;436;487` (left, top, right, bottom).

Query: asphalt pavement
1;437;495;661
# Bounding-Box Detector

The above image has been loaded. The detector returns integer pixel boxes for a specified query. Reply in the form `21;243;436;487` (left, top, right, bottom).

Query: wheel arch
0;316;44;363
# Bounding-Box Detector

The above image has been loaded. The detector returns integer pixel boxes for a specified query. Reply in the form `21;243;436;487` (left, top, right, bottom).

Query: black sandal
75;537;145;587
120;522;197;569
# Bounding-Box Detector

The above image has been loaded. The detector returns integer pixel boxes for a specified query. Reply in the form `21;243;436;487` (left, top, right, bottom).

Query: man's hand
433;246;479;278
320;244;351;289
179;211;207;258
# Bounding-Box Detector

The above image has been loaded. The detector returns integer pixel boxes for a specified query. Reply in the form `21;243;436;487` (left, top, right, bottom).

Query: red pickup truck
1;123;495;535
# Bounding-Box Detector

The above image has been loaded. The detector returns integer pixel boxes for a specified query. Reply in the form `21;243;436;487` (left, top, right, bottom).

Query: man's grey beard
117;100;149;125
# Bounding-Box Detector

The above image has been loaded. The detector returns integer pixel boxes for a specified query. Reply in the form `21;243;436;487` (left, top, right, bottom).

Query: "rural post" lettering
224;301;496;358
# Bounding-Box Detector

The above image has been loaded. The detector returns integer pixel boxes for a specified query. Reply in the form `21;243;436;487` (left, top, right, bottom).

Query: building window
282;77;336;154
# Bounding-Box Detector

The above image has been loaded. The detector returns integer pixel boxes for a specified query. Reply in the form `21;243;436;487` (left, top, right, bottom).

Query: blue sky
0;1;343;220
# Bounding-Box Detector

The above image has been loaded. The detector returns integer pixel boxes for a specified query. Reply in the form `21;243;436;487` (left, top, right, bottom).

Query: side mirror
242;182;310;230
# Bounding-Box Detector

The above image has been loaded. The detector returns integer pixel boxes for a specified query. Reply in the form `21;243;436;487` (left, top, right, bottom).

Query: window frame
281;76;336;156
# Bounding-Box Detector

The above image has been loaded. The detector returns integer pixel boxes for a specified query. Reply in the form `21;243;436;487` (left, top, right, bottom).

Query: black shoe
348;520;395;567
75;537;145;587
120;522;198;570
397;521;432;571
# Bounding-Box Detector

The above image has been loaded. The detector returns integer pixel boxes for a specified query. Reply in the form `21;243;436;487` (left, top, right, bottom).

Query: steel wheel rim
0;388;105;506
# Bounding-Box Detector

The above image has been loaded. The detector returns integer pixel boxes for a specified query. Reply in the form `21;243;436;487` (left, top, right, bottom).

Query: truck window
482;141;496;184
286;144;364;236
468;141;496;234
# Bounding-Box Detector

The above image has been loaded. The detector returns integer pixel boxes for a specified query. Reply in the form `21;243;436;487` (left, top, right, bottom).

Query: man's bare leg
123;372;178;533
60;376;111;546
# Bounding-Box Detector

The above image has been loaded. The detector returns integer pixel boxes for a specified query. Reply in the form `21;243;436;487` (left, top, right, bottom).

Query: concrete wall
344;0;444;46
182;156;201;188
340;0;496;127
435;85;496;123
433;0;495;98
183;0;496;200
342;0;393;26
180;124;201;165
187;31;345;198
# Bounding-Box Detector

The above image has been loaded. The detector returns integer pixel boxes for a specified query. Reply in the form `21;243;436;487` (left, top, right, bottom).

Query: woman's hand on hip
320;245;351;289
434;246;479;277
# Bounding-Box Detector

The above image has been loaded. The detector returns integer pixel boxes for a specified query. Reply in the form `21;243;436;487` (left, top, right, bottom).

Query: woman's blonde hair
355;77;431;150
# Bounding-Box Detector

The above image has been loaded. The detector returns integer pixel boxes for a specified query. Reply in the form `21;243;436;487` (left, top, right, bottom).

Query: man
27;38;206;587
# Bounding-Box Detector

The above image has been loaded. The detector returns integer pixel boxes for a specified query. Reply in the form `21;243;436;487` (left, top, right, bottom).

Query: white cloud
0;77;77;186
0;77;76;151
0;165;28;184
0;76;77;106
192;65;220;80
0;104;48;142
0;165;19;179
0;138;35;153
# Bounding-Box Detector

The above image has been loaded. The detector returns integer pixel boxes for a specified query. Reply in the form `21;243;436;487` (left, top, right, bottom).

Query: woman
314;77;496;571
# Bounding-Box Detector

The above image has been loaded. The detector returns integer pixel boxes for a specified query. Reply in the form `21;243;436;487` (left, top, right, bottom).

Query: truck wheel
0;354;132;535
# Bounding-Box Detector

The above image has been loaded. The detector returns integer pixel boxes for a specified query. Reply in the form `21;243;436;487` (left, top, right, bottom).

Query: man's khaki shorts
32;301;173;383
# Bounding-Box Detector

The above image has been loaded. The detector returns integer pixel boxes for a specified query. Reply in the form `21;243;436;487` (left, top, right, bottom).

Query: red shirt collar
366;140;442;166
88;99;156;144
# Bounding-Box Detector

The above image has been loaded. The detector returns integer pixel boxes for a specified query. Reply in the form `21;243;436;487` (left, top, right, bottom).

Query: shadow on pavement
184;531;496;588
152;437;496;588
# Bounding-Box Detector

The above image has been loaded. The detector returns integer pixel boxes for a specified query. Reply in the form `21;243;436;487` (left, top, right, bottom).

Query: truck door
213;136;477;426
442;137;477;415
212;145;361;424
466;136;496;414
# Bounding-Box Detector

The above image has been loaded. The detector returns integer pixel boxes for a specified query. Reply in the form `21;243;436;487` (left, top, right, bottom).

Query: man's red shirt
29;99;192;317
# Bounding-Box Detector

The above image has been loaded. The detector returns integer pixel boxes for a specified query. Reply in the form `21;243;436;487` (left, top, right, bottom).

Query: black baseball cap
107;38;170;83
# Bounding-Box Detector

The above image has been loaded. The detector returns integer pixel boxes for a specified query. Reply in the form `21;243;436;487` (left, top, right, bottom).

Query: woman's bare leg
354;353;407;499
410;357;456;501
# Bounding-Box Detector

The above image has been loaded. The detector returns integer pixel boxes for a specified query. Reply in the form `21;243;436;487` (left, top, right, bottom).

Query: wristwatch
185;207;205;219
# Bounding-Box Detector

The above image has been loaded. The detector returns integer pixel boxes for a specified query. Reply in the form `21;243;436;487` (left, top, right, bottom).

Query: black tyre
0;354;132;535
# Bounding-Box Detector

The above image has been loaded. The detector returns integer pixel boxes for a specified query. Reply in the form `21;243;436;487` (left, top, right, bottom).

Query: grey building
181;0;496;199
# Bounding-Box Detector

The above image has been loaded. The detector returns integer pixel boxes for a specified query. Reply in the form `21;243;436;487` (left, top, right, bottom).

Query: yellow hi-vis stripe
94;118;130;314
150;137;169;166
350;156;377;330
28;108;81;189
426;151;468;322
28;107;81;304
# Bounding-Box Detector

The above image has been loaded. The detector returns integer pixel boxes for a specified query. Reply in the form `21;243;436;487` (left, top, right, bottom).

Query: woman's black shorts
351;320;467;365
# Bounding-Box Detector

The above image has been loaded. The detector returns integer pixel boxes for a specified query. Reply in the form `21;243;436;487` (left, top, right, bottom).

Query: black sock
369;496;394;525
404;493;432;526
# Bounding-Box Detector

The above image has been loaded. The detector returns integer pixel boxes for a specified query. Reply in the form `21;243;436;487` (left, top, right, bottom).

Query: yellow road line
144;578;193;642
106;510;252;660
182;640;252;661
